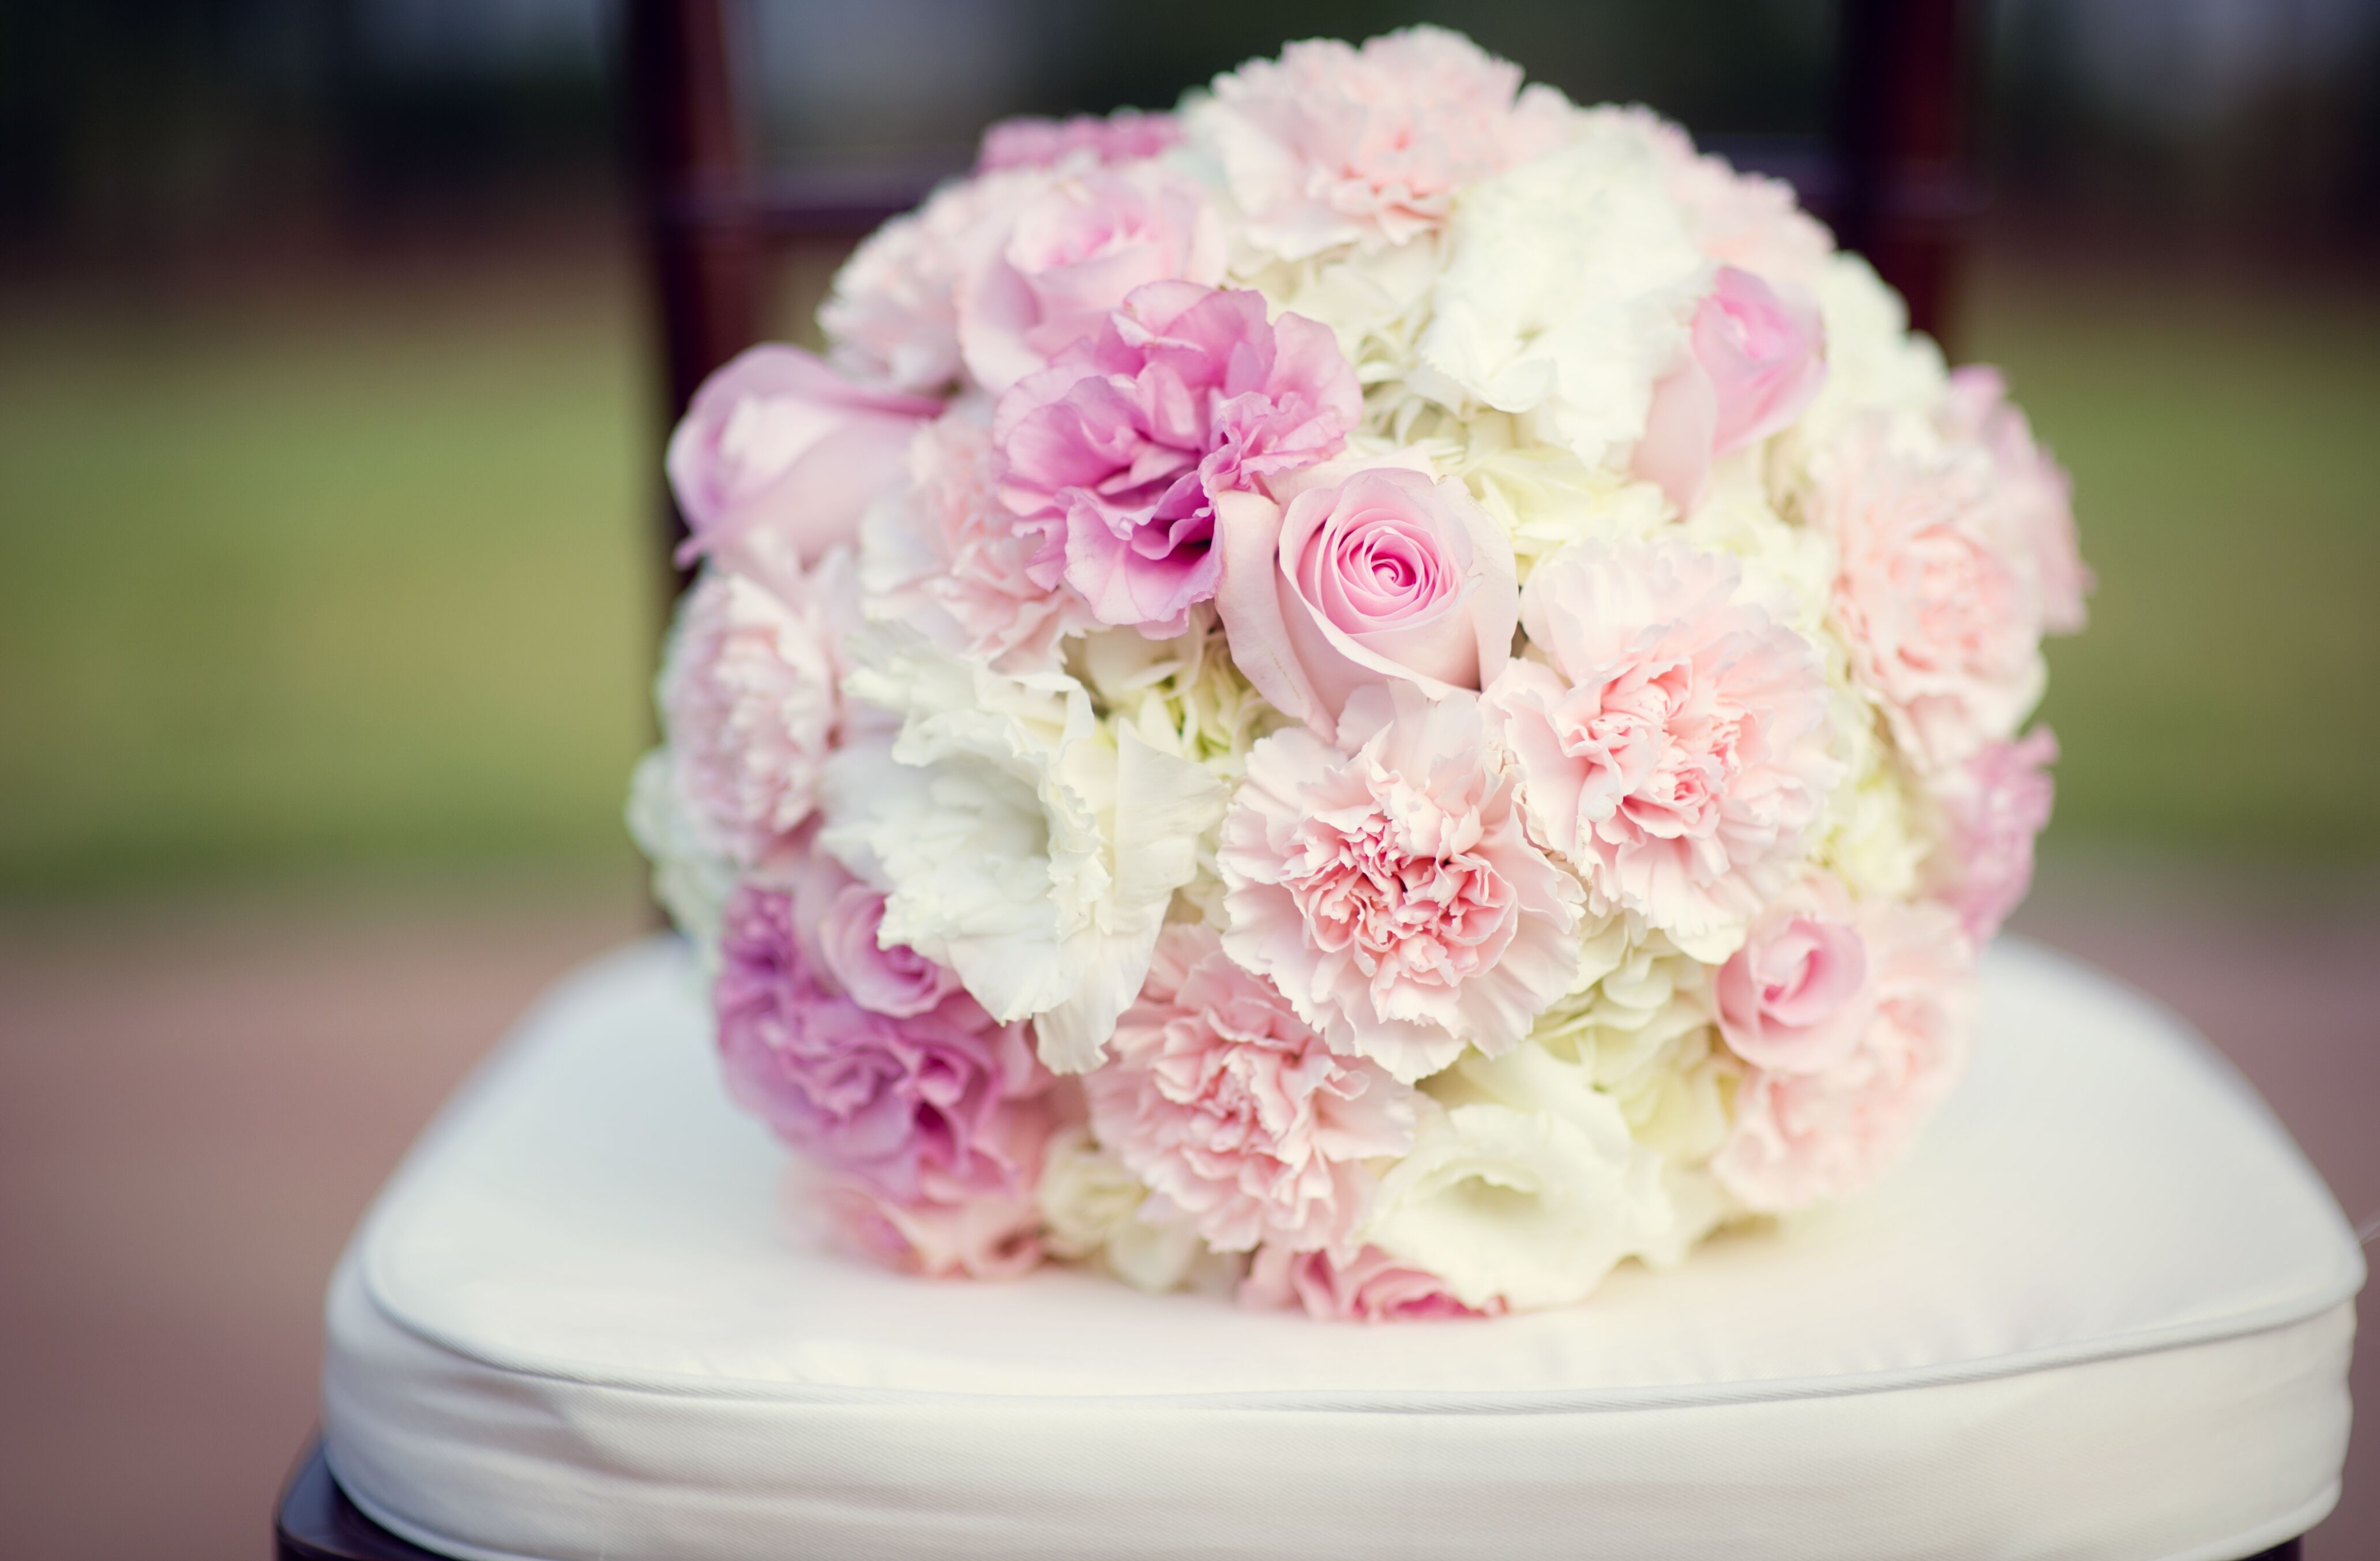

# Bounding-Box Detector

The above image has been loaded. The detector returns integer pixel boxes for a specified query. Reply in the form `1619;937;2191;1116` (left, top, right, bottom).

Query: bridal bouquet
630;28;2088;1319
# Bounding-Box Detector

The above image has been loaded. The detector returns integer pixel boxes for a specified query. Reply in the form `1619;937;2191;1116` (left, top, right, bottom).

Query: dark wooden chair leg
275;1439;446;1561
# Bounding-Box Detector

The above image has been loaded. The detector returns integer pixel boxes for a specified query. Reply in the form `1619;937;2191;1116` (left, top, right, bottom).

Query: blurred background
1;2;2374;1556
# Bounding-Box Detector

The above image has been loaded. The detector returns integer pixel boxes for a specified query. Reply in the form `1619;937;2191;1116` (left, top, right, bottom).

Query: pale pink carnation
1809;418;2047;775
959;160;1226;393
1604;105;1835;291
659;565;844;868
1240;1241;1502;1322
996;281;1359;631
1929;726;2058;944
1943;366;2092;635
714;881;1050;1209
820;167;1053;395
975;110;1183;173
1714;899;1977;1212
1085;923;1414;1254
1484;541;1841;958
1190;25;1571;258
1219;680;1586;1083
864;406;1090;670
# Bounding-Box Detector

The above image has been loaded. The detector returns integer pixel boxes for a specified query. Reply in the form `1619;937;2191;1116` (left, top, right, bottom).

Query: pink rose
1085;923;1414;1254
714;880;1050;1209
1634;268;1827;515
667;346;940;569
1215;462;1519;733
787;849;966;1020
1810;417;2047;774
958;160;1226;394
975;110;1183;174
1929;726;2058;944
659;560;846;869
1191;25;1570;257
1943;366;2092;636
995;282;1360;631
863;407;1090;671
1714;899;1976;1212
1218;680;1585;1083
1715;877;1873;1074
1240;1242;1501;1322
1484;540;1841;959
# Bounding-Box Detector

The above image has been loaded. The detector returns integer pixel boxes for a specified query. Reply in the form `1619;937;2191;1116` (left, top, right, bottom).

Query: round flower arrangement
630;27;2088;1319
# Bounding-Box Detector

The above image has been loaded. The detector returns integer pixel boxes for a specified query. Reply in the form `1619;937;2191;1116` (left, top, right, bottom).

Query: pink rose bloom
1715;899;1977;1212
1219;680;1586;1083
1484;541;1840;959
1240;1242;1502;1322
821;168;1051;395
1715;876;1873;1074
714;881;1050;1208
958;160;1226;394
660;564;845;868
1608;106;1835;290
787;848;966;1019
1633;268;1827;515
667;346;939;569
975;109;1183;173
996;282;1360;631
1929;726;2058;944
1810;418;2047;774
1214;462;1519;734
1191;25;1570;257
1086;924;1414;1255
864;407;1090;671
1943;366;2092;635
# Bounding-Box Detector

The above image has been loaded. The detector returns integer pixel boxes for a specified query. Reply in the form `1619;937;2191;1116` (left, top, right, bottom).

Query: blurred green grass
1;254;2374;896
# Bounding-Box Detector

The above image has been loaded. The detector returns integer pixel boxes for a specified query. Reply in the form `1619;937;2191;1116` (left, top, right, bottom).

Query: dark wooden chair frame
272;2;2314;1556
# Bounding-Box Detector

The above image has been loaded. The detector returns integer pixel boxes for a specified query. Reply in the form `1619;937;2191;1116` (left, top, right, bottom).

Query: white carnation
625;747;736;973
1362;1090;1675;1312
822;628;1226;1073
1777;252;1949;471
1410;123;1709;473
1036;1126;1213;1293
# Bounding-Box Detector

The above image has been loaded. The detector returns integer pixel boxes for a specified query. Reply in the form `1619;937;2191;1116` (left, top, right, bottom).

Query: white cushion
321;937;2359;1561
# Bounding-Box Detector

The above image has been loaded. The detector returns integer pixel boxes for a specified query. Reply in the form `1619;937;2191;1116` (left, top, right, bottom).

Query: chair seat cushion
321;937;2359;1561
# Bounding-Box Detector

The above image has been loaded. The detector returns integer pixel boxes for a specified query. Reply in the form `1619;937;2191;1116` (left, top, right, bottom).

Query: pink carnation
817;1109;1049;1280
660;563;846;868
666;346;939;571
975;110;1183;173
1809;418;2047;775
1714;899;1977;1212
1085;923;1414;1255
864;407;1089;670
1943;366;2092;635
1240;1242;1501;1322
1484;541;1840;958
995;281;1359;631
1192;25;1570;257
821;168;1051;395
1929;726;2058;944
958;159;1226;394
714;880;1050;1210
1219;680;1585;1083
